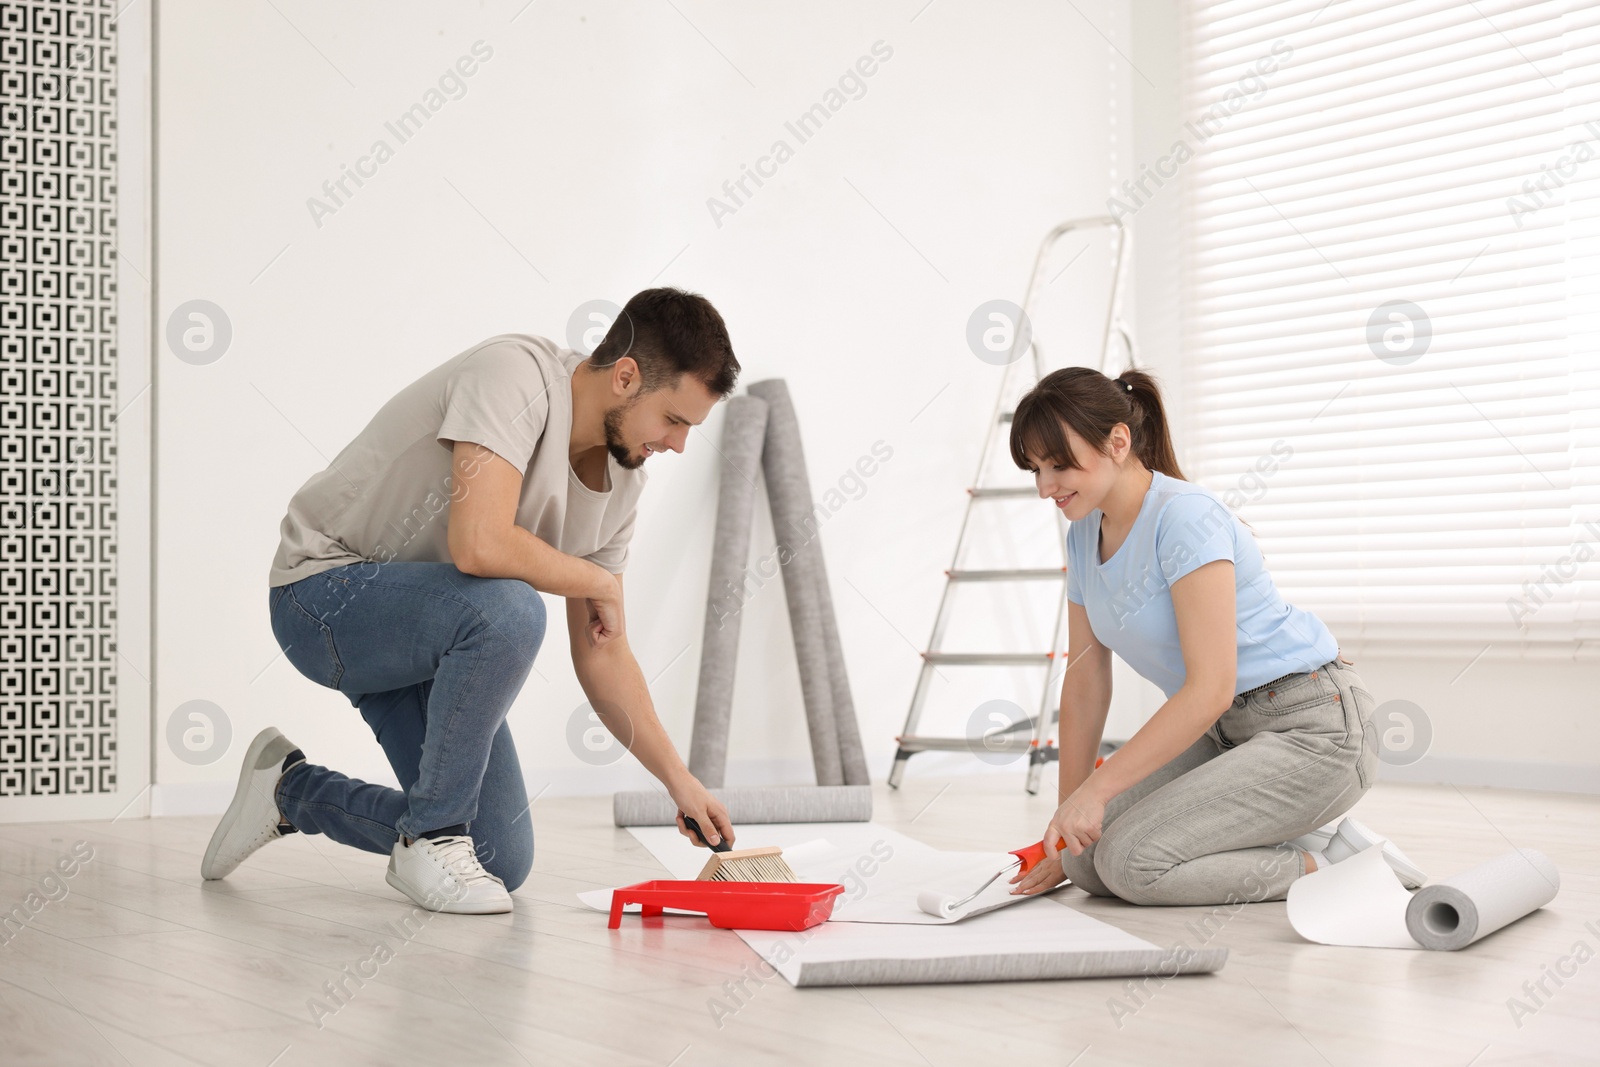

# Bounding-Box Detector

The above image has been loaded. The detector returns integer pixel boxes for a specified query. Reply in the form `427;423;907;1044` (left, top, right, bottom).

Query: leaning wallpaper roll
1404;848;1561;951
1287;843;1561;951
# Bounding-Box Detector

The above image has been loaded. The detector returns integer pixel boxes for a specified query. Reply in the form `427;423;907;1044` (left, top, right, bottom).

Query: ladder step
923;652;1053;665
968;487;1036;499
947;568;1064;583
895;734;1038;754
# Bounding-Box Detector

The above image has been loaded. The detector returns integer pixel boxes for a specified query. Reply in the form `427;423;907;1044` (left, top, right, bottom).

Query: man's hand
584;569;624;650
669;777;736;849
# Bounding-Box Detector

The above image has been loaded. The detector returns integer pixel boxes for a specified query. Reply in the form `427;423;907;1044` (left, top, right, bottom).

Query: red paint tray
608;880;845;931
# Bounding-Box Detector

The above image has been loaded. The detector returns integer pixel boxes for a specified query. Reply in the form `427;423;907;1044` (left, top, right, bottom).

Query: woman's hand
1011;783;1108;895
1009;838;1069;895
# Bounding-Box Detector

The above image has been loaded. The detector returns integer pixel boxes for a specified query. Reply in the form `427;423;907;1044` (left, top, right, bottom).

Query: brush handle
683;815;731;852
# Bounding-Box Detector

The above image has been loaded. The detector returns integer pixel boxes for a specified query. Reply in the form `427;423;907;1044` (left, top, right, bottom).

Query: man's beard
603;401;646;470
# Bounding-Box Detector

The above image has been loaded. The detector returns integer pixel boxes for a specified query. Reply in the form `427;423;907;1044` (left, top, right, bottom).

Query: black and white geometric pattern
0;0;118;796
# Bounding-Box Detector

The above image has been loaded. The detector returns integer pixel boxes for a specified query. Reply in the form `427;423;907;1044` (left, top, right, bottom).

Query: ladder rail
1025;551;1074;794
1015;216;1131;376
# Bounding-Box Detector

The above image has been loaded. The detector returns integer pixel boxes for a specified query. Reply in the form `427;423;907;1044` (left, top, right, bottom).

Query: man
200;288;740;914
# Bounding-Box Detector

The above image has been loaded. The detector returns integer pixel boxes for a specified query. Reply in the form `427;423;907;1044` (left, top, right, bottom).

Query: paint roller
917;838;1064;919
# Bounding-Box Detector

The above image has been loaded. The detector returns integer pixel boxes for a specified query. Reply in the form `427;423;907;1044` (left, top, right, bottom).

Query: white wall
152;0;1149;810
152;0;1595;815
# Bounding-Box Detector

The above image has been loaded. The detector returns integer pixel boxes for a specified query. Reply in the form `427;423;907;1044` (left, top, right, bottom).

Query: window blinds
1182;0;1600;659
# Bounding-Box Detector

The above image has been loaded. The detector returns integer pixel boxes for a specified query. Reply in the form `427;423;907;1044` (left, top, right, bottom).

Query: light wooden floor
1;775;1596;1066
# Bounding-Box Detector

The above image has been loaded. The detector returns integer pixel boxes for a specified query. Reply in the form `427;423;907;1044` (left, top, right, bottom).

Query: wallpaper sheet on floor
579;821;1230;987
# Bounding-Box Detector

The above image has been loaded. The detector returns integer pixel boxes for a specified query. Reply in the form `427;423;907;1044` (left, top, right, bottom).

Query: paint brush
682;816;798;882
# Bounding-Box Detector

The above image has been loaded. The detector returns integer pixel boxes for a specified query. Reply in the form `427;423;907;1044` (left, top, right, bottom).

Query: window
1183;0;1600;659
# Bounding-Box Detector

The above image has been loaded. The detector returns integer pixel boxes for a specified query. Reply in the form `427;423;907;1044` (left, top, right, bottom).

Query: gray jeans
1061;654;1379;906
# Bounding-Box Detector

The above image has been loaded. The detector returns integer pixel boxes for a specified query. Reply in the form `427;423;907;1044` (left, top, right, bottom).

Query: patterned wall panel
0;0;118;796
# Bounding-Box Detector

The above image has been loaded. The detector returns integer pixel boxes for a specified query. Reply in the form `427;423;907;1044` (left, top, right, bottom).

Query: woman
1005;367;1424;906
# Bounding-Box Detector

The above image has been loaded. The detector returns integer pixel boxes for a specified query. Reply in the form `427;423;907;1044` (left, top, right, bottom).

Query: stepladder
887;216;1135;795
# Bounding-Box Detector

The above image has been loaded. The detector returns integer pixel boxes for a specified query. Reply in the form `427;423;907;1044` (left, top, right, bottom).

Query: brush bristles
709;855;798;882
697;847;798;882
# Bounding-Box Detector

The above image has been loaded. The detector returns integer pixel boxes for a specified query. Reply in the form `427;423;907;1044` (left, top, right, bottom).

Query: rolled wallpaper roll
812;529;871;787
753;377;868;785
748;379;845;787
686;395;770;787
636;379;870;827
1404;848;1561;951
1287;843;1560;951
791;948;1230;988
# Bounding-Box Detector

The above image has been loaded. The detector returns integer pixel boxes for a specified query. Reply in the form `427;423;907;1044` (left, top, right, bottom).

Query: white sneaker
386;835;512;914
1322;816;1427;889
1287;821;1339;854
201;727;304;880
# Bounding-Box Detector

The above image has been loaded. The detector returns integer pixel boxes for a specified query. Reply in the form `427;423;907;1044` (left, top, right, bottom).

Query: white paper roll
1287;843;1561;951
1405;848;1560;951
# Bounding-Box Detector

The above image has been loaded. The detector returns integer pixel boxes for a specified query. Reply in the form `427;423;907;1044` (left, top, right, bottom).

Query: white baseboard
1375;757;1599;795
150;780;238;817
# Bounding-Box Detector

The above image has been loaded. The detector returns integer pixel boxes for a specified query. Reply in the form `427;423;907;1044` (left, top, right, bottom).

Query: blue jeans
1061;655;1378;906
266;561;547;891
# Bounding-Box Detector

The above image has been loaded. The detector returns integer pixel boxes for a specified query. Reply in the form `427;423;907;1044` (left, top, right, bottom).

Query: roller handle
1012;836;1069;875
683;815;731;853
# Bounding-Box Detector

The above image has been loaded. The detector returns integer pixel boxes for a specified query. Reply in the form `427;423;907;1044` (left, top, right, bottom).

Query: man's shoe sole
201;727;294;880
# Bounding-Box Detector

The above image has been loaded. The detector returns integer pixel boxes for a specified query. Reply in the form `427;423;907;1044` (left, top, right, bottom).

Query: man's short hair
590;287;740;397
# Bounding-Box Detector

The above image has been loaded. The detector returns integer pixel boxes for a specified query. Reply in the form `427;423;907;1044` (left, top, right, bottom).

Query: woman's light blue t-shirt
1066;470;1338;700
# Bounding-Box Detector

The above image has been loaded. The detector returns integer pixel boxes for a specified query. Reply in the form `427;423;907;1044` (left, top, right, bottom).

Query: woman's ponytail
1114;369;1185;480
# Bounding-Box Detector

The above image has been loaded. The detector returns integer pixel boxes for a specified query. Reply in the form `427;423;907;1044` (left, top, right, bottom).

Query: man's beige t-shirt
268;333;646;587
